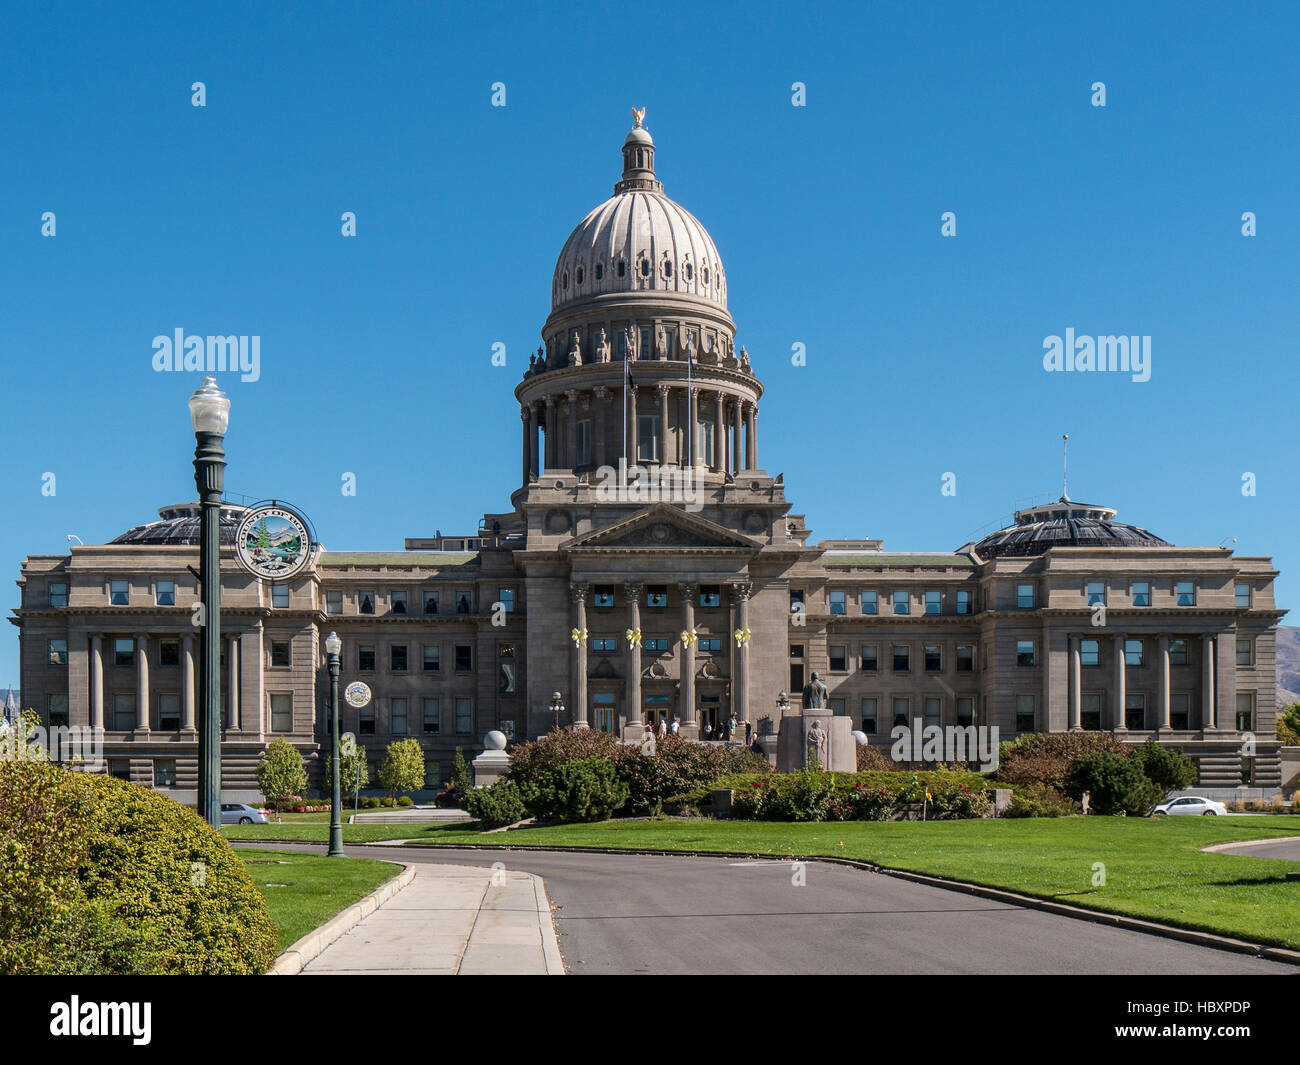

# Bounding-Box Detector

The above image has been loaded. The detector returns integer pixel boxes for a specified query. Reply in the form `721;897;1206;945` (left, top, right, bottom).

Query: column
1113;632;1127;730
564;390;578;468
241;622;264;738
743;402;757;469
571;583;589;728
1202;634;1216;729
625;386;637;469
520;404;533;482
732;582;751;723
1157;634;1171;730
688;386;700;468
625;583;643;732
226;633;240;732
594;387;608;468
679;582;697;731
657;384;670;465
712;391;724;472
89;634;104;732
181;634;196;732
751;404;759;467
528;402;539;477
1067;635;1081;730
731;398;742;474
135;633;151;733
543;396;556;472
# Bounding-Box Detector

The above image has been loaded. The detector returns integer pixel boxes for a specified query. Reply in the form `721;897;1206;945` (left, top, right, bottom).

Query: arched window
594;262;604;280
562;271;569;289
639;258;651;278
684;262;693;282
662;259;673;279
576;266;584;285
617;259;627;278
702;266;710;286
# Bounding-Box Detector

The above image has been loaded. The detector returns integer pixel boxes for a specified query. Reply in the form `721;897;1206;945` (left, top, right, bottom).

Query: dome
110;502;247;546
971;496;1169;560
551;114;728;314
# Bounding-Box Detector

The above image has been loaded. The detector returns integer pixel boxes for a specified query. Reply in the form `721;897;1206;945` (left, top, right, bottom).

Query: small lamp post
549;691;565;733
189;375;230;829
324;631;344;857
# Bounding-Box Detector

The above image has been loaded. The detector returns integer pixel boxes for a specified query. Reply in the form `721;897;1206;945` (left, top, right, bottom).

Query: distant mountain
1277;625;1300;709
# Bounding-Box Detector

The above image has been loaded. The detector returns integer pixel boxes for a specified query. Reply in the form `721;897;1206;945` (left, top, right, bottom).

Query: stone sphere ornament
484;730;507;751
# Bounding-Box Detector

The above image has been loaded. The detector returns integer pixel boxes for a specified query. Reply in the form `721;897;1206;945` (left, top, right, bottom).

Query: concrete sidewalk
300;863;564;975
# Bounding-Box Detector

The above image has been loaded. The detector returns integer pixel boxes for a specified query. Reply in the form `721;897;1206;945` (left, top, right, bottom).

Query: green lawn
396;816;1300;950
225;819;459;843
235;848;401;952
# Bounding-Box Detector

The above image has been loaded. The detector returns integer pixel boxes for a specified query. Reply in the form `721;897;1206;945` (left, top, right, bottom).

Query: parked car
1152;795;1228;817
220;802;269;825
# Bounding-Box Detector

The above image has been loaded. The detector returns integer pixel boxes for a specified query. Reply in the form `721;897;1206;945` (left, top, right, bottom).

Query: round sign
234;503;313;580
344;682;372;709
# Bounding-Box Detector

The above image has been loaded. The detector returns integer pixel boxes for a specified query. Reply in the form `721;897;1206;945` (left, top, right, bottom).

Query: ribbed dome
551;117;727;314
972;496;1169;559
110;503;246;546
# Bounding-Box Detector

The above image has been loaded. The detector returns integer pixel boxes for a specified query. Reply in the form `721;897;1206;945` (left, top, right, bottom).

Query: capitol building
11;114;1285;795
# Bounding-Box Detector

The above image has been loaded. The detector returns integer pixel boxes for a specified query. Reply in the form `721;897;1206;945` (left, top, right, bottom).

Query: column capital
656;382;671;397
565;388;578;403
569;582;588;603
544;394;556;409
520;404;531;422
677;581;696;599
594;385;608;399
730;580;753;601
624;582;643;600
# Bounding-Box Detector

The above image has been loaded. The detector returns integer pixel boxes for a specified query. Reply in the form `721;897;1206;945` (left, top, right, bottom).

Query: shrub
448;748;474;803
731;768;993;822
256;738;307;811
396;795;414;808
506;729;620;785
1005;783;1077;818
378;739;425;798
1130;739;1197;792
527;758;629;823
462;779;528;829
721;744;774;776
997;732;1130;792
617;734;724;814
1067;752;1163;816
855;743;899;772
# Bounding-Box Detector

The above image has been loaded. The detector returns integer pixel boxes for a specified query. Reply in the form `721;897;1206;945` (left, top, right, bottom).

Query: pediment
566;504;761;552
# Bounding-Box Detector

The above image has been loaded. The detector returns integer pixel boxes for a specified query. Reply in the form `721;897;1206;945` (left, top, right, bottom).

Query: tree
1067;752;1163;816
256;737;307;811
378;739;425;798
1130;739;1197;793
1279;703;1300;745
323;744;370;799
449;747;474;798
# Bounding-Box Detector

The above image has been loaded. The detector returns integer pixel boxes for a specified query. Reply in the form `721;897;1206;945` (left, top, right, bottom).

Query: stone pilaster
732;581;752;723
1068;635;1081;731
135;633;151;735
181;634;196;733
624;583;643;736
679;582;697;734
1113;633;1127;730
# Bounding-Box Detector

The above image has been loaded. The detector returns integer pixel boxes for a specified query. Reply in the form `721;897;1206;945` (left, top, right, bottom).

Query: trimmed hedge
462;779;527;829
731;767;993;822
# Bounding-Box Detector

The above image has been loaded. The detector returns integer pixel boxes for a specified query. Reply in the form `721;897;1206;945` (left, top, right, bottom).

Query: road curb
1202;835;1300;853
528;872;566;975
266;864;416;976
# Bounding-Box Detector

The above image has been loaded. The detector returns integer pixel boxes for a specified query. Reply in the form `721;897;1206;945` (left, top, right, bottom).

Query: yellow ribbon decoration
679;628;698;647
625;627;642;647
733;627;752;647
570;627;588;645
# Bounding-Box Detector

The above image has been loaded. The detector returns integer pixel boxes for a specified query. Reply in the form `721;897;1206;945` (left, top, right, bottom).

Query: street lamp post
549;691;565;733
189;375;230;830
324;631;344;857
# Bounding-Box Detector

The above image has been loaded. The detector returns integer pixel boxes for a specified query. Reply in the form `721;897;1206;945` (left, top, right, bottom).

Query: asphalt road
1214;837;1300;861
259;843;1294;975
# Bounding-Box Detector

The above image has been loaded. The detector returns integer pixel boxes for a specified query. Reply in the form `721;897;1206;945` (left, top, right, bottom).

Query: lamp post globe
549;691;565;732
324;631;344;857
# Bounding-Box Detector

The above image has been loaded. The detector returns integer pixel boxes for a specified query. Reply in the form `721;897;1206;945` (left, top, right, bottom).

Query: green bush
0;761;277;974
462;779;528;829
1006;782;1077;818
1130;739;1197;792
527;758;629;823
730;767;992;822
396;795;414;808
721;744;774;776
997;731;1131;792
855;743;901;772
1067;752;1163;816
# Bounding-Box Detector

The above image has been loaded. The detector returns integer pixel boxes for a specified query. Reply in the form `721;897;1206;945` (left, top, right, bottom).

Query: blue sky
2;1;1297;689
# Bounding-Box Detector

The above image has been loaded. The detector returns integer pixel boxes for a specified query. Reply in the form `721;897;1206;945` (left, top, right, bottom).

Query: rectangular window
1125;693;1146;730
359;705;375;735
1086;581;1106;606
1081;693;1101;731
892;590;910;615
1171;693;1190;730
956;645;973;672
359;591;376;615
1124;639;1144;667
1081;639;1099;667
956;697;973;727
455;591;473;615
789;589;805;614
860;698;877;735
499;645;516;693
455;698;472;734
422;590;439;615
1235;583;1252;609
925;591;941;615
829;645;847;672
390;590;408;615
108;759;130;781
700;419;715;468
48;638;67;666
423;698;441;735
390;697;408;735
152;759;176;787
860;645;878;673
643;638;668;653
697;638;721;653
924;697;941;729
326;590;343;614
391;645;408;672
160;639;179;667
424;761;441;789
455;645;472;672
1176;581;1196;606
576;420;591;467
892;645;910;672
1016;584;1034;609
1236;638;1253;667
114;638;134;667
956;589;972;616
592;638;617;653
110;580;129;605
699;586;721;608
615;331;627;360
646;585;668;608
358;645;375;672
498;588;515;613
270;640;290;668
861;590;878;615
1017;640;1036;668
270;693;292;732
1015;695;1036;733
892;698;909;728
828;590;846;615
422;644;440;673
594;585;615;608
637;415;659;462
156;580;176;606
48;582;68;607
1170;638;1188;667
1131;581;1151;606
1236;692;1254;731
113;693;136;731
47;693;69;728
271;584;290;608
924;645;942;673
158;693;180;731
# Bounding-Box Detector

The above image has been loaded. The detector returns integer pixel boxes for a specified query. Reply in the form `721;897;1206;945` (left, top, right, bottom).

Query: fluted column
521;405;533;482
135;633;151;734
543;396;556;472
594;386;608;468
625;583;643;731
685;386;697;468
732;581;752;723
226;633;240;732
564;390;578;469
1113;632;1127;730
731;398;742;474
625;385;637;468
181;634;196;732
89;634;104;732
657;383;670;465
743;402;756;469
1157;634;1171;730
1202;634;1217;729
572;583;589;728
712;391;724;472
528;402;539;478
751;404;759;467
1068;635;1081;730
679;583;696;731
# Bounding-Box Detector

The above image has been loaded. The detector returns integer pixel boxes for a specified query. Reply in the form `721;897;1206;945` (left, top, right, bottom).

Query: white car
220;802;269;825
1153;795;1228;817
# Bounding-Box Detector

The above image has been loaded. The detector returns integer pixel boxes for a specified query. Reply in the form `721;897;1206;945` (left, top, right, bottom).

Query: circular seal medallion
344;682;372;709
234;503;313;580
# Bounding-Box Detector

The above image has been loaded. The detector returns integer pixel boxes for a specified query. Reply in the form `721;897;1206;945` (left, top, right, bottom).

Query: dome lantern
616;107;661;194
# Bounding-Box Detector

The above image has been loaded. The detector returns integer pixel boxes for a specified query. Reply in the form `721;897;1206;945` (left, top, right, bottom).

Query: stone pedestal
775;710;855;773
472;730;511;787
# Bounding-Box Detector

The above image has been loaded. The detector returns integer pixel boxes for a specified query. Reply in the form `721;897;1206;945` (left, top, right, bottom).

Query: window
47;694;69;728
595;262;604;281
499;645;516;693
924;698;941;729
1130;581;1151;606
455;698;472;734
390;590;408;615
1081;639;1099;667
270;640;290;667
1081;693;1101;731
455;591;472;615
1236;638;1253;667
326;590;343;614
892;590;910;615
455;645;473;672
156;580;175;606
829;590;846;615
829;697;846;717
1016;584;1034;609
359;705;375;735
956;589;972;616
1236;692;1254;731
158;693;180;731
154;760;177;787
643;638;668;653
47;638;67;666
594;585;616;608
270;693;292;732
637;415;659;462
390;697;408;735
422;645;440;673
576;420;591;466
1017;640;1036;667
114;638;134;667
956;645;973;672
1171;693;1190;730
640;328;651;355
892;698;909;728
391;645;408;672
699;586;721;608
1015;695;1036;733
1125;693;1146;730
646;585;668;608
860;698;877;735
615;328;627;357
829;646;847;672
700;419;715;466
498;588;515;614
789;645;804;693
1086;581;1106;606
48;582;68;607
925;591;941;615
1170;638;1188;666
108;759;131;781
924;645;942;673
956;698;973;727
1176;581;1196;606
358;645;375;672
698;638;721;653
592;638;617;653
892;645;910;672
159;640;179;667
861;590;878;615
110;580;130;605
1124;639;1144;667
423;698;440;735
1235;583;1252;609
113;694;136;731
359;592;375;615
424;760;441;788
789;589;805;614
272;584;290;608
860;645;878;673
423;591;439;615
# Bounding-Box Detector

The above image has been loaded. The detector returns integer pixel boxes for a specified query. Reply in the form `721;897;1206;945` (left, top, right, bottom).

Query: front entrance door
592;693;617;733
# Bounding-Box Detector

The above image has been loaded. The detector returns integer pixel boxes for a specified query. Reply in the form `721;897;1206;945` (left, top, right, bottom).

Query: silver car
220;802;269;825
1153;795;1228;816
